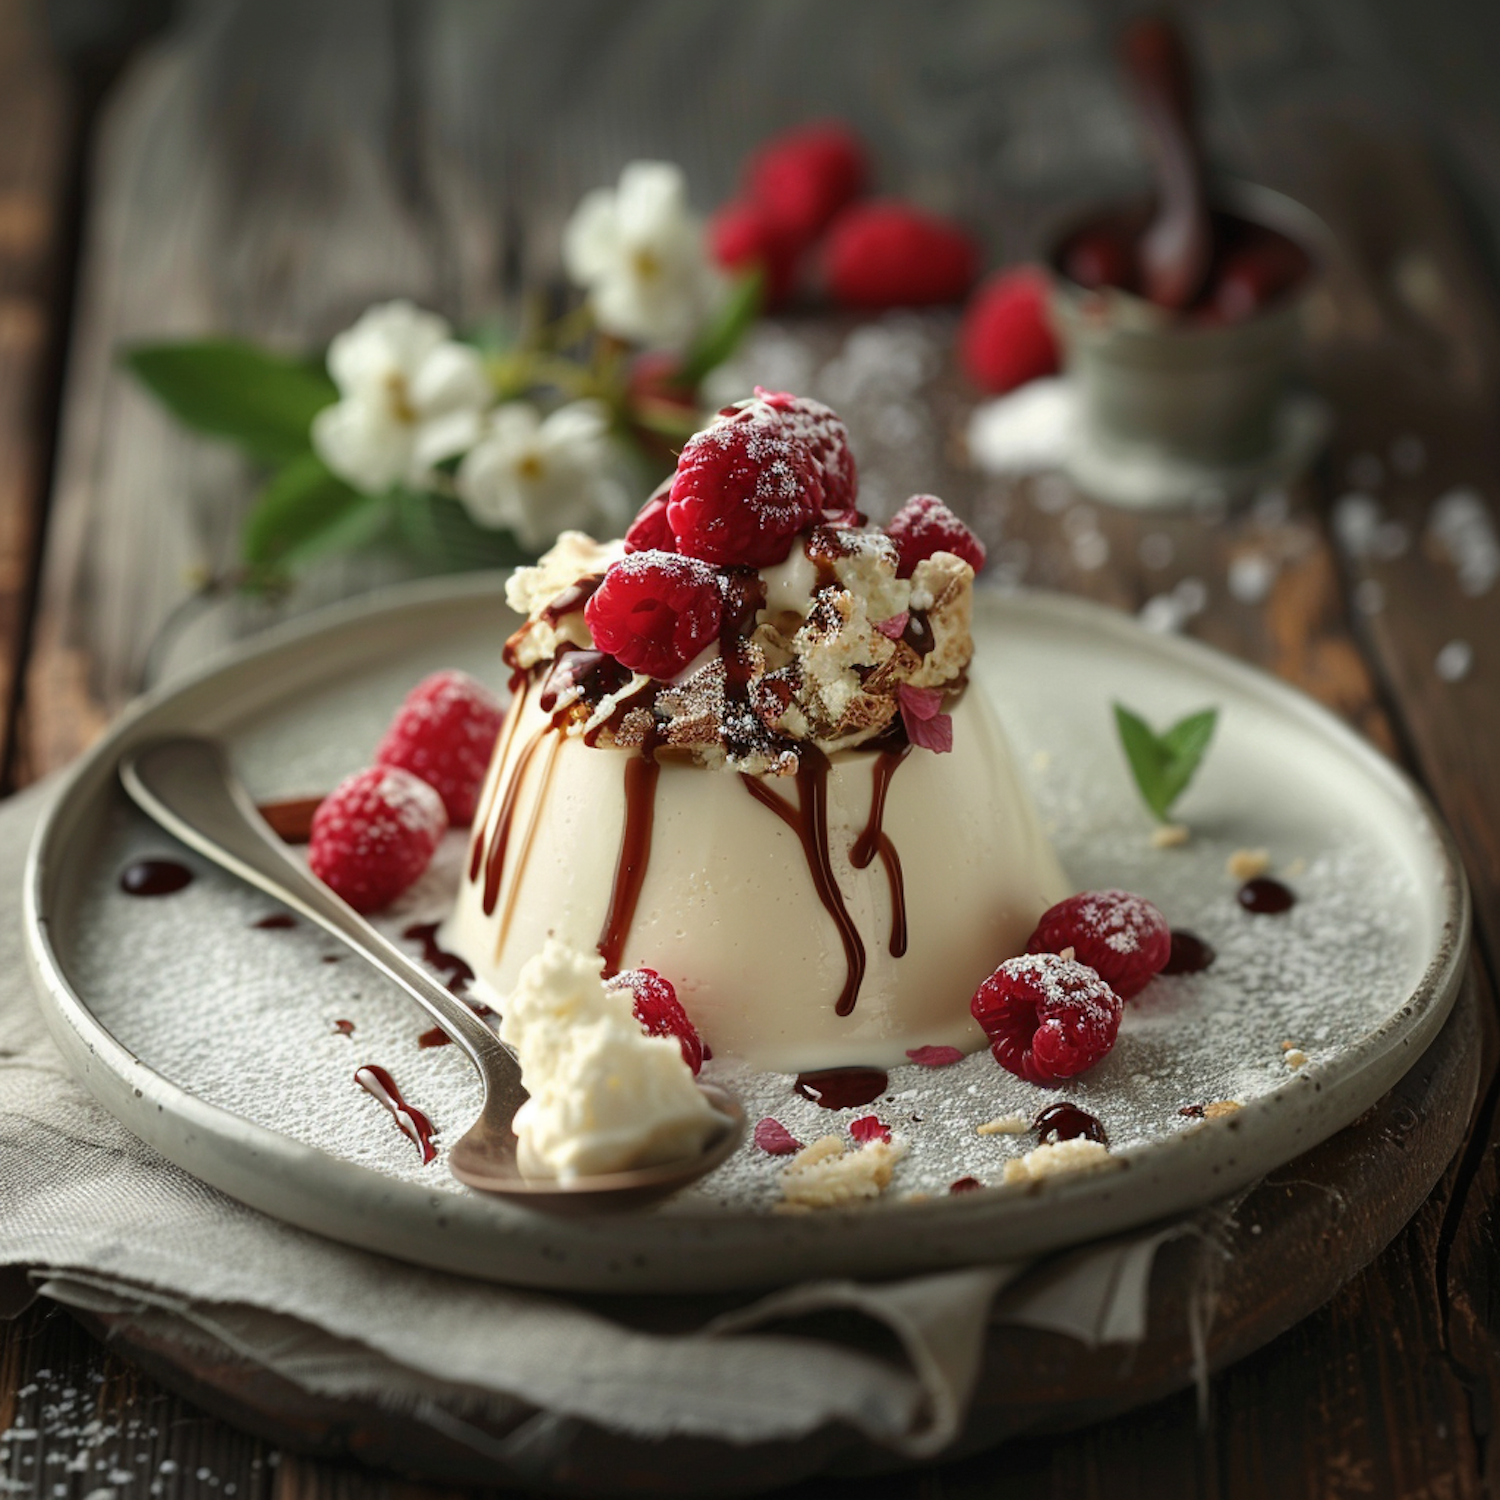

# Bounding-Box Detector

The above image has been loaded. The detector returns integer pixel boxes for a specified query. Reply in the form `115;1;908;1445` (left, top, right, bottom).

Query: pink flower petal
904;706;954;753
876;611;910;641
905;1044;965;1067
753;1117;802;1155
897;683;944;720
849;1114;892;1144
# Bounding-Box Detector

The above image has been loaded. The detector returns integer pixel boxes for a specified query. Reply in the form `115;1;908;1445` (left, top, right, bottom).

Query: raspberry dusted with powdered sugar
755;388;859;520
623;480;676;554
885;494;986;578
1026;889;1171;1000
667;398;824;566
606;968;704;1074
374;669;504;826
971;953;1123;1086
308;766;448;913
584;550;723;679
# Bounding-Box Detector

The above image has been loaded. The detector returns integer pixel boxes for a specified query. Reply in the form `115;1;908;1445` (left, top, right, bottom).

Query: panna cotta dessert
443;391;1069;1072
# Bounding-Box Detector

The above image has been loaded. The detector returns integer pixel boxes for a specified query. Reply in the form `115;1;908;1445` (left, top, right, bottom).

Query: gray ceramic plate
25;576;1469;1293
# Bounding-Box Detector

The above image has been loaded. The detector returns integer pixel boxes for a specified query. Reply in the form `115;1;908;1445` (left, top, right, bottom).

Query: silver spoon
119;735;744;1210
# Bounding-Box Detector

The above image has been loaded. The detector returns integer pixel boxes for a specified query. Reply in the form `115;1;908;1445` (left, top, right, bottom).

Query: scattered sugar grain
1333;493;1381;555
1436;640;1473;682
1227;848;1271;881
1228;552;1277;604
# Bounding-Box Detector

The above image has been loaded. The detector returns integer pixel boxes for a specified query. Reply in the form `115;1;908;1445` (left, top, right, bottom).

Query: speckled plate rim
24;575;1471;1294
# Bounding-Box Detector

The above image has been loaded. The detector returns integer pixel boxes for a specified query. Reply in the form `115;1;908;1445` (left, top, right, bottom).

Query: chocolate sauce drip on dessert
901;610;934;658
257;797;322;844
480;720;553;916
540;649;630;715
742;747;868;1015
597;730;661;976
471;678;529;881
1163;929;1216;973
354;1063;437;1164
1237;877;1296;915
417;1026;451;1049
119;859;193;897
849;741;912;957
252;912;296;930
402;921;475;993
539;573;604;625
794;1066;888;1109
1032;1102;1108;1145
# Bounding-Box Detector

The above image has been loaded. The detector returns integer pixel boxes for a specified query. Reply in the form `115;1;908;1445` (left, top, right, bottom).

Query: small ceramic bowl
1046;180;1329;509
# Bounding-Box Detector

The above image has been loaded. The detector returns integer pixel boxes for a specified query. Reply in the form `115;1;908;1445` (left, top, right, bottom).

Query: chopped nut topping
1001;1138;1112;1184
1151;823;1190;849
976;1114;1030;1136
1228;848;1272;881
1202;1101;1242;1119
778;1134;907;1211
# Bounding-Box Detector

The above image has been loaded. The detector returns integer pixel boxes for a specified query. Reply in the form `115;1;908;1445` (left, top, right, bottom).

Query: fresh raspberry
584;551;723;679
959;266;1060;394
623;480;676;554
885;493;986;577
374;670;504;826
607;968;703;1074
822;202;979;308
707;199;800;306
667;399;823;566
971;953;1123;1086
745;120;867;246
308;766;447;913
754;388;858;520
1026;890;1171;1000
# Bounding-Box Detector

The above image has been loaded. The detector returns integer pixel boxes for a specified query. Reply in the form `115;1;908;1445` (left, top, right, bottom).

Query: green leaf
391;490;532;573
123;339;338;461
675;268;764;387
241;454;391;579
1113;703;1219;822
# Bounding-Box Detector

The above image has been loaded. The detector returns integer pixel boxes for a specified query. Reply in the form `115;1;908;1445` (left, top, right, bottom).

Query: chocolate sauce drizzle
849;742;912;957
1237;877;1296;914
794;1067;889;1109
597;731;661;976
252;912;296;930
742;747;867;1016
1032;1102;1108;1145
401;921;475;994
354;1064;437;1164
119;859;193;897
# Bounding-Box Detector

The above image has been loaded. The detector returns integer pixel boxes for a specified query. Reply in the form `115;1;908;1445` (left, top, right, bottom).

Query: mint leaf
1113;703;1218;822
675;268;764;388
242;454;391;578
124;339;337;462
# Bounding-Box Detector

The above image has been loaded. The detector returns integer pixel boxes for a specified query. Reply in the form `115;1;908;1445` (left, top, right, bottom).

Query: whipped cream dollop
502;523;974;776
499;938;720;1182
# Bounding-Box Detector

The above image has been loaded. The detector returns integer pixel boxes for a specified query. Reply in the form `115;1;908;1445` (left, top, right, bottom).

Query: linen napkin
0;780;1173;1481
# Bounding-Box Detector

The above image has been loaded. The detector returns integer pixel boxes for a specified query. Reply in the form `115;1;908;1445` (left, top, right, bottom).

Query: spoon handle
120;736;514;1081
1123;15;1211;309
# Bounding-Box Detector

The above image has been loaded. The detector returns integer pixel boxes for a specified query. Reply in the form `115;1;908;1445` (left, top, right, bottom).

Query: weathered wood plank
0;0;70;788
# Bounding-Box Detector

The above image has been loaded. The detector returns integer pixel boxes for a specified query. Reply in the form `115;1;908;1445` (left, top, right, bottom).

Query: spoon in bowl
119;735;744;1210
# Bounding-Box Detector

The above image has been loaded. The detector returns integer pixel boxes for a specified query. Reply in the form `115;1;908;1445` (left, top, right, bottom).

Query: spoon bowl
119;735;744;1209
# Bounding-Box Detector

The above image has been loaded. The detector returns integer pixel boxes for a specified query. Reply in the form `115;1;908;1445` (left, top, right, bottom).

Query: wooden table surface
5;0;1500;1495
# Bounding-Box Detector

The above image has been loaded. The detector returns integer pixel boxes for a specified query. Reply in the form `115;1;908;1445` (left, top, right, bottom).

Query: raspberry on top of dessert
500;391;979;779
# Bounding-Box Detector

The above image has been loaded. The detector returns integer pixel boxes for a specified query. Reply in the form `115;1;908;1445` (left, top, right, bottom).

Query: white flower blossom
312;300;491;493
457;399;630;550
563;161;724;349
